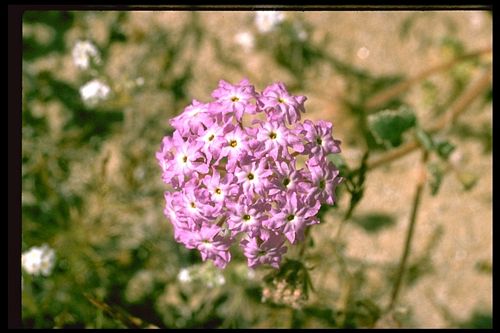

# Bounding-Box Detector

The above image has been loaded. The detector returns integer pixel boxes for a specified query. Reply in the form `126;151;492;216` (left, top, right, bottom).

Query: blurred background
21;11;492;328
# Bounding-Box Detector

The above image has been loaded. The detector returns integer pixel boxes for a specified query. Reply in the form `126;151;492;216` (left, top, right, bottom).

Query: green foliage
343;152;369;221
440;36;465;57
368;106;417;148
474;260;492;274
458;311;492;329
427;162;446;196
415;128;456;160
270;21;323;86
435;141;456;160
263;259;314;301
343;298;381;328
351;212;396;234
455;171;479;192
415;128;434;151
23;11;74;61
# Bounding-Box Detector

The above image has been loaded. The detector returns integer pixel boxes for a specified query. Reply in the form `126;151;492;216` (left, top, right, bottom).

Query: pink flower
189;224;232;269
301;120;341;158
240;230;288;269
265;192;321;244
160;131;209;188
202;169;239;207
268;160;306;196
255;119;304;159
227;197;270;238
179;181;217;223
156;136;176;184
169;100;213;136
258;82;307;125
211;79;257;122
235;158;273;199
195;122;227;164
306;157;343;205
219;124;251;172
163;191;195;244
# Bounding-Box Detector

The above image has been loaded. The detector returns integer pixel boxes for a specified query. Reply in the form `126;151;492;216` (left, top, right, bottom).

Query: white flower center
202;240;213;249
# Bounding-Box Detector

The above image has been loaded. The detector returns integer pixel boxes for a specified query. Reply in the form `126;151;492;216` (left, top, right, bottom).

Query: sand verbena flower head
157;79;342;269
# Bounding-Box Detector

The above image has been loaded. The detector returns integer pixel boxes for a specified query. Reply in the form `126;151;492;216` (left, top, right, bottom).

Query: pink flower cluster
157;79;342;269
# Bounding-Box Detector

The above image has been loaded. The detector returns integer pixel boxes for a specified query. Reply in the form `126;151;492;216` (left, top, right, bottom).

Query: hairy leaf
368;106;417;148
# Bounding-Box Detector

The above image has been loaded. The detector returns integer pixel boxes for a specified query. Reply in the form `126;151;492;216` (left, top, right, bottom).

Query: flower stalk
387;150;428;311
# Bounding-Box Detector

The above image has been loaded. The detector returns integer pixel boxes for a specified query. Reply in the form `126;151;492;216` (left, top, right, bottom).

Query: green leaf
440;36;465;57
415;128;434;151
456;171;478;191
428;162;445;196
435;140;456;160
475;260;492;274
368;106;417;148
353;299;381;327
415;128;456;160
458;311;492;329
399;14;416;41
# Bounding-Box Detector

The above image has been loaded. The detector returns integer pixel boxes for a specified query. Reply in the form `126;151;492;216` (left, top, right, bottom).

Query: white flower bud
22;244;56;276
80;79;110;106
72;40;101;70
177;268;192;283
255;11;285;33
234;31;255;52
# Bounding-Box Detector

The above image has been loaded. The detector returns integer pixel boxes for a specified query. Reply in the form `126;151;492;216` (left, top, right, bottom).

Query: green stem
387;151;428;311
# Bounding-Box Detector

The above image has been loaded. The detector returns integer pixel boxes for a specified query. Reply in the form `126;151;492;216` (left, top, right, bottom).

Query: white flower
234;31;255;52
80;79;111;106
215;274;225;286
135;77;145;87
292;22;308;41
72;40;101;70
296;28;308;41
21;245;56;276
357;46;370;60
177;268;192;283
247;268;256;280
255;11;285;33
